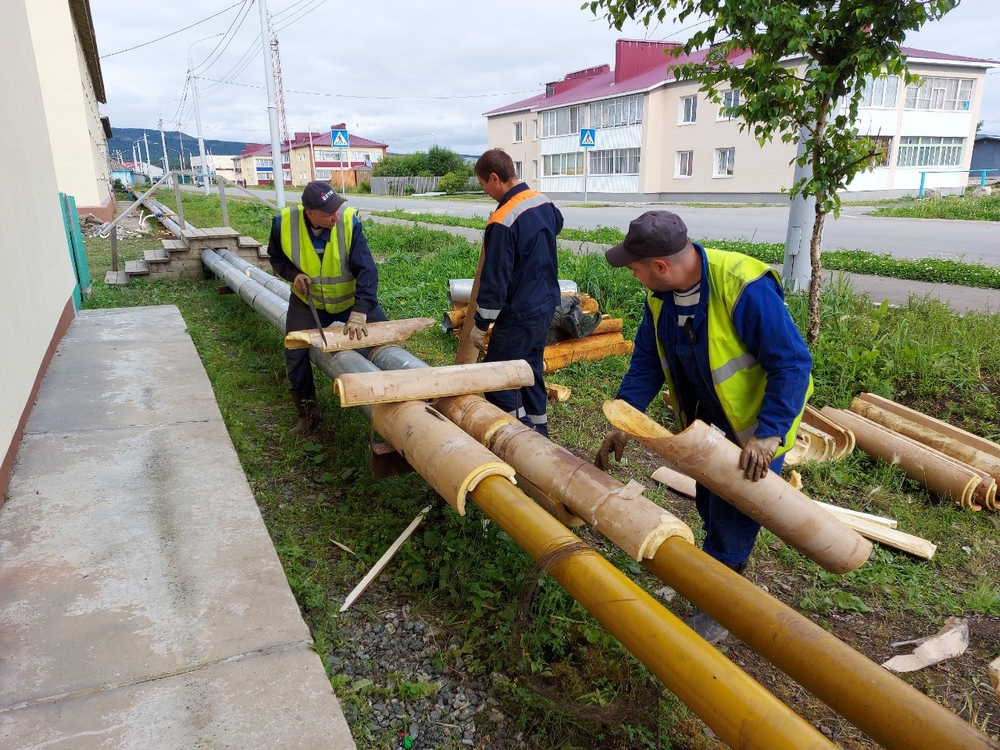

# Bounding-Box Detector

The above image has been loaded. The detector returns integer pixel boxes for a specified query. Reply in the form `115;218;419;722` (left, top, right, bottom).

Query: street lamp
188;34;223;196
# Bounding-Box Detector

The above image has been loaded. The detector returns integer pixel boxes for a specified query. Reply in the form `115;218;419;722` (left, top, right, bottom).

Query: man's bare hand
595;430;630;471
293;273;311;296
739;435;781;482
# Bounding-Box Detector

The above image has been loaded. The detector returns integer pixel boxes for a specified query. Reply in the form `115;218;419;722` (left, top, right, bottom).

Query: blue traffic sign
580;129;596;148
331;129;350;148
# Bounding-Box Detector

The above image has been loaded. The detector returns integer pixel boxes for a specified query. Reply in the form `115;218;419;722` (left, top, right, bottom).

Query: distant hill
108;127;250;169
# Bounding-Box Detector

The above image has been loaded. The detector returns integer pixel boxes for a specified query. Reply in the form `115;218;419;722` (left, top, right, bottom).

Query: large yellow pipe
647;537;999;750
468;475;835;750
434;392;999;750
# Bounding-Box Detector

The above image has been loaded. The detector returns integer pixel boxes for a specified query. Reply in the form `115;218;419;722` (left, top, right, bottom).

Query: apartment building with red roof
484;40;997;201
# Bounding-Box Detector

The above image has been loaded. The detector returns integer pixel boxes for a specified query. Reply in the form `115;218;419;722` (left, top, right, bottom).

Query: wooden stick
335;360;535;406
340;506;431;611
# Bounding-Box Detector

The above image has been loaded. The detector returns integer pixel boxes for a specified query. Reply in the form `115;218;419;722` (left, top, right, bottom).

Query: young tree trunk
807;200;827;343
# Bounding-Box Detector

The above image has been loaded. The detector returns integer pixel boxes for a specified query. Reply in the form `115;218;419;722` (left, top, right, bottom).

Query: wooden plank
284;317;435;352
651;465;697;497
334;361;535;406
822;512;936;560
543;333;633;374
814;501;897;529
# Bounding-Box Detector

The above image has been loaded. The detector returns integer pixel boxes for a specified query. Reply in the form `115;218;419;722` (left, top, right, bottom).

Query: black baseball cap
605;211;690;267
301;181;347;214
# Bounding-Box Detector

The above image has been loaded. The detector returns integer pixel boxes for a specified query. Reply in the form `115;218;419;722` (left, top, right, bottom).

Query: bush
357;180;371;193
404;185;417;195
438;170;472;195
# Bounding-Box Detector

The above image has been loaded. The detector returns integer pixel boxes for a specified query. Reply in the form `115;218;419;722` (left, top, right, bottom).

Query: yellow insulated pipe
647;537;1000;750
468;475;836;750
434;392;999;750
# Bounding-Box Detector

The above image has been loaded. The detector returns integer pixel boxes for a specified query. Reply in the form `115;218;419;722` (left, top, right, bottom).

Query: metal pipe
468;475;833;750
201;249;999;750
217;250;291;298
199;249;834;749
647;537;999;750
447;278;577;306
367;345;1000;750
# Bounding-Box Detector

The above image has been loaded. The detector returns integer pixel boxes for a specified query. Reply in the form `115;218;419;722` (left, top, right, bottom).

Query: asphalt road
208;186;1000;266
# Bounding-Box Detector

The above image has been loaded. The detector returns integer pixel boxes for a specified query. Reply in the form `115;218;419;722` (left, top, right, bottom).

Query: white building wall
1;0;80;487
25;0;112;216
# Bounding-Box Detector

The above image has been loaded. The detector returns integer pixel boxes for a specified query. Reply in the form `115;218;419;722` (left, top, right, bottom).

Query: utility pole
143;130;152;179
158;119;170;185
258;0;285;207
188;66;210;196
308;127;315;181
781;128;815;294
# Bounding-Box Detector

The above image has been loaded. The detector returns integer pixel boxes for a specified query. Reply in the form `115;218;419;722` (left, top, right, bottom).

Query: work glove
594;429;630;471
470;325;488;353
293;273;311;296
343;311;369;340
739;435;782;482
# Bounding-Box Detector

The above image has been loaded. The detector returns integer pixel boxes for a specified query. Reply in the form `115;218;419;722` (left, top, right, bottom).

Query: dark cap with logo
605;211;690;267
301;181;347;214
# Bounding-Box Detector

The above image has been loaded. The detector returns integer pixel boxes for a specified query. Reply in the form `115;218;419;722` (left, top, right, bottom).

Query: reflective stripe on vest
487;188;551;228
648;248;811;454
280;206;357;313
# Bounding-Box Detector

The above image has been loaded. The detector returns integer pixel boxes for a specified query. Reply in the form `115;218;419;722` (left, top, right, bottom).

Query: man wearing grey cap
595;210;812;645
268;180;387;435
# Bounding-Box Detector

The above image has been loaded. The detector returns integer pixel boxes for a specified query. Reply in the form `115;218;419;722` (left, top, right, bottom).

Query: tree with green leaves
588;0;958;342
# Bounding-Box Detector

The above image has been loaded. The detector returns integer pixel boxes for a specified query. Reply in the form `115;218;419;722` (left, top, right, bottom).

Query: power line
194;1;257;75
197;77;538;100
100;1;249;58
273;0;328;32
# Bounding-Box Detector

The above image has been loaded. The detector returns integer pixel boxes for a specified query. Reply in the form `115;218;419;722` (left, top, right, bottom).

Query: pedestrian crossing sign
580;128;596;148
331;129;349;148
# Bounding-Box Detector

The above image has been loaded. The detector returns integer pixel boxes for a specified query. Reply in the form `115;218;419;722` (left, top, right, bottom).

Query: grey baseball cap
605;211;689;267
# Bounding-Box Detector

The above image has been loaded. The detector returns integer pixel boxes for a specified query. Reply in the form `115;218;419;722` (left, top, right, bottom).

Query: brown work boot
290;392;320;436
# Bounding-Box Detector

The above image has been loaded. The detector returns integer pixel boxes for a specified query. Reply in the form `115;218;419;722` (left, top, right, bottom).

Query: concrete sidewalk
0;306;356;750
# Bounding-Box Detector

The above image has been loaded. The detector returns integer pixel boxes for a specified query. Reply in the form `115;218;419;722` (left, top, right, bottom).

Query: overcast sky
90;0;1000;155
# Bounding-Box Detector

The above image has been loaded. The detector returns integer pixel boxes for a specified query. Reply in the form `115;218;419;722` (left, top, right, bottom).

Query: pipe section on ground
603;400;872;574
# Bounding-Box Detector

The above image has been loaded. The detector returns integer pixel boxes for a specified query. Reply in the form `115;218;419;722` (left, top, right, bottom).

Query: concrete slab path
0;306;356;750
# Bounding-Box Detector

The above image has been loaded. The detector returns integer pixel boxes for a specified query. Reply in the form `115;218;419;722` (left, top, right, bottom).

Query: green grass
371;209;1000;291
870;191;1000;221
82;189;1000;748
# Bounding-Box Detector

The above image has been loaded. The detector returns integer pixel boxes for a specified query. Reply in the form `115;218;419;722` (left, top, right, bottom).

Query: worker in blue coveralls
595;210;813;645
470;149;563;437
268;181;387;436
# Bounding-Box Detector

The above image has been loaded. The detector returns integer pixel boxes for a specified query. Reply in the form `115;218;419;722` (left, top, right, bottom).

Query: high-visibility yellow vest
648;248;811;454
280;206;357;313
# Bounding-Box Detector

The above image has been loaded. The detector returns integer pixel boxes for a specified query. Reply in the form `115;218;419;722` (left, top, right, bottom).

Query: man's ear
650;258;670;275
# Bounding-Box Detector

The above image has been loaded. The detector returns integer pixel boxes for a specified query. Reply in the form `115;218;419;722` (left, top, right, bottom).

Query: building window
533;119;539;140
714;147;735;177
589;148;640;175
860;75;900;108
542;107;584;137
676;151;693;177
543;152;585;176
316;169;332;179
680;95;697;124
532;160;538;180
298;170;307;180
513;122;523;143
860;136;893;167
719;90;740;121
255;170;270;181
514;160;522;179
256;158;273;168
316;149;346;162
896;136;964;167
590;95;644;129
298;153;306;162
905;77;974;111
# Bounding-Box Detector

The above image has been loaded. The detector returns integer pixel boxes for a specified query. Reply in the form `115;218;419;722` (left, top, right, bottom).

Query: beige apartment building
25;0;114;220
485;40;995;201
236;129;387;188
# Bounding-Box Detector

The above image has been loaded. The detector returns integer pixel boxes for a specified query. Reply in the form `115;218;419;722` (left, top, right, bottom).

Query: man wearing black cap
595;210;813;645
268;180;387;435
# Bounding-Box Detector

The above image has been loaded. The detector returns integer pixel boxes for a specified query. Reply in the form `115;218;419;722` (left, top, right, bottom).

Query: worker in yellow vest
268;181;387;435
596;210;813;645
